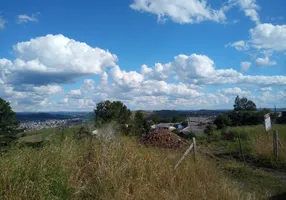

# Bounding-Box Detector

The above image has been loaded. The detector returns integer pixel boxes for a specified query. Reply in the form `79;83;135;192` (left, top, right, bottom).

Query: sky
0;0;285;112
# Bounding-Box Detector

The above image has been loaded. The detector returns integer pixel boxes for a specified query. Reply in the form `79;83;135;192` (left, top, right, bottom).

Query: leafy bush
238;130;249;141
220;128;248;141
0;98;20;147
132;111;150;136
94;100;131;127
75;126;90;140
276;112;286;124
214;114;232;129
204;124;217;136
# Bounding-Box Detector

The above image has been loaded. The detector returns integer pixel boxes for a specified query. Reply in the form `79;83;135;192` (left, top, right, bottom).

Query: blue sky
0;0;285;111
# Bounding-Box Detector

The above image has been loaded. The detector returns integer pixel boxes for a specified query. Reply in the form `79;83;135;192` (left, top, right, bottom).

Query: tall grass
231;125;286;163
0;136;255;200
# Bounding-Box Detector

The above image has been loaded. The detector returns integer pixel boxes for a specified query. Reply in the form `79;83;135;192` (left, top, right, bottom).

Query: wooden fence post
273;130;278;160
174;143;194;170
193;137;197;162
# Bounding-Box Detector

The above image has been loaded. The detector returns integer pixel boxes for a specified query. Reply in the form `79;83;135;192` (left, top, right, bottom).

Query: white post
193;137;197;162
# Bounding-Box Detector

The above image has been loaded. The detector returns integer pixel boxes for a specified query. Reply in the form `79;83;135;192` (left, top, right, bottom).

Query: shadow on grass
269;192;286;200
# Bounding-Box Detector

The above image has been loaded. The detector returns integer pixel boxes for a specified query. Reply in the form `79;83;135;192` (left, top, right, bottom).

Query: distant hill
142;109;229;120
16;112;90;122
141;108;286;120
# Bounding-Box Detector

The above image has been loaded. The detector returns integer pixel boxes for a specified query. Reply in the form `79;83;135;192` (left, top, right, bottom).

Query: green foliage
227;110;269;126
171;115;185;123
214;114;232;129
152;114;185;124
181;121;188;128
132;111;150;136
75;126;90;140
220;128;248;141
0;98;19;147
222;162;285;195
204;124;217;136
233;95;257;111
94;100;131;127
152;114;159;124
277;111;286;124
215;100;272;128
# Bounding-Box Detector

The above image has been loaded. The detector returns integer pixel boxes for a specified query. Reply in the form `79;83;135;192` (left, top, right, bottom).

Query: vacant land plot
1;133;257;200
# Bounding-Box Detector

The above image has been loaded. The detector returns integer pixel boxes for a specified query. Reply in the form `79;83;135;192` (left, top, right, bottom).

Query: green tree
0;98;19;146
94;100;131;126
204;124;217;136
214;114;232;129
233;95;242;111
133;111;150;136
233;95;256;111
152;114;159;124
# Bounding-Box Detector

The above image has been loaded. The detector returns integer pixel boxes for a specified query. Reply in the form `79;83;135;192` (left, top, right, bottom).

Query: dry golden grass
255;135;286;163
0;136;257;200
227;125;286;163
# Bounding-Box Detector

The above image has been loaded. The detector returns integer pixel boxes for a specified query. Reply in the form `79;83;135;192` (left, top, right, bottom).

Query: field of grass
233;125;286;159
201;124;286;166
1;124;286;199
1;130;259;200
197;124;286;199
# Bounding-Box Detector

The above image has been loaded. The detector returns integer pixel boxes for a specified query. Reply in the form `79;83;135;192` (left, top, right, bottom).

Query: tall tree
133;111;150;136
94;100;131;126
233;96;256;111
233;95;242;111
152;114;159;124
0;98;19;146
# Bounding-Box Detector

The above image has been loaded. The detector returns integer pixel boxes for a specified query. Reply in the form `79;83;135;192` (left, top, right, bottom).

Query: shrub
75;126;90;140
221;128;248;141
204;124;217;136
214;114;232;129
238;130;249;141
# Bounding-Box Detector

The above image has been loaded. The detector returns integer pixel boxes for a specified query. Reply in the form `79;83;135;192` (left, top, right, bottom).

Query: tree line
214;95;281;129
1;95;285;147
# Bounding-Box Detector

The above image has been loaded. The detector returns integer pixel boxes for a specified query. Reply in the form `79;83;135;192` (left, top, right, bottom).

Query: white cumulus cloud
249;23;286;52
230;23;286;53
255;57;277;67
228;40;249;51
0;34;118;86
219;87;250;96
259;87;272;92
110;65;144;89
130;0;226;24
17;14;38;24
240;61;251;72
0;16;6;29
33;85;63;95
67;89;82;99
1;34;285;111
236;0;260;24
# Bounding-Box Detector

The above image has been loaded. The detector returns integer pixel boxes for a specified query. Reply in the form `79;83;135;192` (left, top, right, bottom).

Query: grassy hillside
1;124;286;199
1;132;256;200
201;125;286;166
